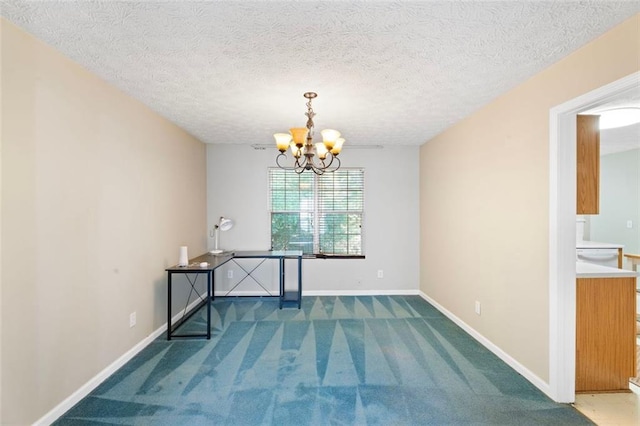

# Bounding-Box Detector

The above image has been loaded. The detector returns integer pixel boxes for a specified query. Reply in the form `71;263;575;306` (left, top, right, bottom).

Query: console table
165;250;302;340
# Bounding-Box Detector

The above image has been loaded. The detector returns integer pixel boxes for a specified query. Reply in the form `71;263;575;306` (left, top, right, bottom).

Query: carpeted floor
55;295;593;425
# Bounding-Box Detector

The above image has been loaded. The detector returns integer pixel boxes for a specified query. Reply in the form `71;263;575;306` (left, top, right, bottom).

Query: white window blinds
269;168;364;256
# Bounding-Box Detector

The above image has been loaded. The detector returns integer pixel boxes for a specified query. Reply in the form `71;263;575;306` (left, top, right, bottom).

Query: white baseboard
34;298;204;426
418;291;552;398
304;289;420;296
213;289;420;297
213;290;278;297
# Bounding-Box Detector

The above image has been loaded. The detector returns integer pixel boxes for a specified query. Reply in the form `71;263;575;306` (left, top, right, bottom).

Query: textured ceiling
1;1;639;147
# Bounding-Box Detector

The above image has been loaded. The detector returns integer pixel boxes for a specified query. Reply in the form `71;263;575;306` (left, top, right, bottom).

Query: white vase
178;246;189;266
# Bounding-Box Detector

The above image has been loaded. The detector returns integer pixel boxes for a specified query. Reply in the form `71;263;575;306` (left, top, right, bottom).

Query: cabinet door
576;277;635;392
576;115;600;214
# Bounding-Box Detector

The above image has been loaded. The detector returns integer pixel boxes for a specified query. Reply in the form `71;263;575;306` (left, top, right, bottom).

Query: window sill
305;254;366;260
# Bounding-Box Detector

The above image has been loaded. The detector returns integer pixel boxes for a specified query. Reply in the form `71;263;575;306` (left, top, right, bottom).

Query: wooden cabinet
576;115;600;214
576;277;636;392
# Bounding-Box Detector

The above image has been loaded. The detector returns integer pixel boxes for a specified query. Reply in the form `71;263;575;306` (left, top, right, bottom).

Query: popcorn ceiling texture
1;1;639;146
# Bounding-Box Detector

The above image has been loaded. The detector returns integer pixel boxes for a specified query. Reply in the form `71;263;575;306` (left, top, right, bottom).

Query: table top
165;250;303;271
232;250;303;258
165;252;232;272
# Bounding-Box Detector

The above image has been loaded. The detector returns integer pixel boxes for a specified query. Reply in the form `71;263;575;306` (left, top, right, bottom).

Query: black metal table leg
279;257;284;309
297;254;302;309
207;270;212;339
167;272;173;340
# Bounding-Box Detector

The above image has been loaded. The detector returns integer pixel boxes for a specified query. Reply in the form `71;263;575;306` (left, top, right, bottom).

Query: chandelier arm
309;156;327;171
322;153;335;169
307;153;341;174
294;158;306;174
332;155;341;171
324;154;340;173
276;153;296;170
277;153;306;174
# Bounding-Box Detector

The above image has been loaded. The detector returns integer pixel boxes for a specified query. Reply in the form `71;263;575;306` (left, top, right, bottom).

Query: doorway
549;71;640;402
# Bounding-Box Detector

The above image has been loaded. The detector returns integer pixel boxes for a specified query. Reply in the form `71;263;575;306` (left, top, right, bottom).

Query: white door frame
548;71;639;402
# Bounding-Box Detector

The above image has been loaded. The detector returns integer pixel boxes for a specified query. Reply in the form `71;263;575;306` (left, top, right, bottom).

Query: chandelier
273;92;345;175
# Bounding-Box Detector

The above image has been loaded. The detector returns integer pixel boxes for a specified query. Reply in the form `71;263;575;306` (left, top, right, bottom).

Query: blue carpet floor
56;295;593;425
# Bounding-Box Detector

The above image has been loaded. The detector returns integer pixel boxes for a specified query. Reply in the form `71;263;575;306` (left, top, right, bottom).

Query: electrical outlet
475;301;481;316
627;220;633;229
129;311;136;328
227;270;233;279
377;270;384;279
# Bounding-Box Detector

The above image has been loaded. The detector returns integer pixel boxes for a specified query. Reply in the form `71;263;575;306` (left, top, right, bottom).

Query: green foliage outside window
271;212;314;254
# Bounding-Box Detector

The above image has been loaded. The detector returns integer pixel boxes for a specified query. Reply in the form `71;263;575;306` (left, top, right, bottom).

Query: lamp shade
290;128;308;147
274;133;292;152
218;217;234;231
290;141;302;158
315;142;328;160
331;138;345;155
321;129;341;150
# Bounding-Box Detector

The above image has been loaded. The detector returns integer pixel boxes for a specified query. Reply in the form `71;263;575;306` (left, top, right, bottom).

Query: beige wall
420;14;639;382
0;19;207;424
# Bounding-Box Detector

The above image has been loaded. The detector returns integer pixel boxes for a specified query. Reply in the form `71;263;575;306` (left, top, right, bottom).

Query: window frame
268;167;365;259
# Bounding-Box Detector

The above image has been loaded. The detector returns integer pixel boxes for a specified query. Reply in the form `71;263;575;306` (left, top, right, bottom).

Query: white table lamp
210;216;234;254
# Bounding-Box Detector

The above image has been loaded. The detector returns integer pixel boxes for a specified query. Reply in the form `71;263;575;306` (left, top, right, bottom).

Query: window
269;168;364;256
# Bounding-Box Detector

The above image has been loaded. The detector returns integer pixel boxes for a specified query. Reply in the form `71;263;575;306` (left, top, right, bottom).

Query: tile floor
573;337;640;425
573;383;640;425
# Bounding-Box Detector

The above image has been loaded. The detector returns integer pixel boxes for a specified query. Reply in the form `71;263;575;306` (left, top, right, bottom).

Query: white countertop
576;240;624;249
576;261;638;278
